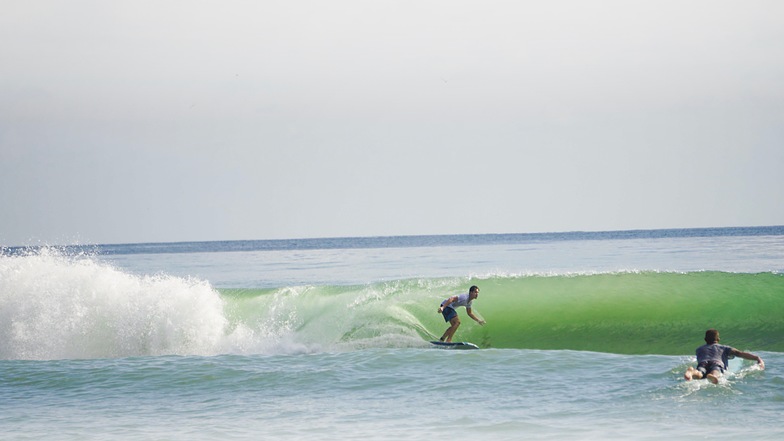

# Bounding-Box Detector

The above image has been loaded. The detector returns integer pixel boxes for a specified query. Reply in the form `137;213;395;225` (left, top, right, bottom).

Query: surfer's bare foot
684;367;701;381
706;373;720;384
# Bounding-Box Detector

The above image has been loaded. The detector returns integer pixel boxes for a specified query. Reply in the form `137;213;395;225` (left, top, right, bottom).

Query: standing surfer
437;285;485;342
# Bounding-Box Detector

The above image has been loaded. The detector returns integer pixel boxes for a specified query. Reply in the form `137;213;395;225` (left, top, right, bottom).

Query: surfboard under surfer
437;285;485;342
684;328;764;384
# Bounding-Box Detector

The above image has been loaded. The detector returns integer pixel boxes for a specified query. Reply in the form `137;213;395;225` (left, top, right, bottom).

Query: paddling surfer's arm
731;348;765;369
466;307;486;325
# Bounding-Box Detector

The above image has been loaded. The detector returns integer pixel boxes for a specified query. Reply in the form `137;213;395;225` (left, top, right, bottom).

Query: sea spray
0;249;228;359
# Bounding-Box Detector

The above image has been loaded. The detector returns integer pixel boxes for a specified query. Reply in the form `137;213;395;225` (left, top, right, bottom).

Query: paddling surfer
437;285;485;343
684;329;764;384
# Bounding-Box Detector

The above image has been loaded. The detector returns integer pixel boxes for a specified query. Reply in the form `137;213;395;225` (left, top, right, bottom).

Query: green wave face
472;272;783;354
221;272;784;355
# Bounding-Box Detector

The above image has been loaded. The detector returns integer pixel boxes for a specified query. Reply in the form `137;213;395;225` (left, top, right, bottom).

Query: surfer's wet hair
705;329;720;343
469;285;479;294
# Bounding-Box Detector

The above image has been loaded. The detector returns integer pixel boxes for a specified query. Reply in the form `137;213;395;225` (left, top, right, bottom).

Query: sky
2;0;783;246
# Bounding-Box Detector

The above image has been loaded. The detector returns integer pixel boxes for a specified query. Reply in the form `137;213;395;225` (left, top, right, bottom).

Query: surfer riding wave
437;285;486;343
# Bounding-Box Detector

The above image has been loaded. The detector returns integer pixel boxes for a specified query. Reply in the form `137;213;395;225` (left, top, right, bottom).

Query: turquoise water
1;227;783;439
1;351;780;440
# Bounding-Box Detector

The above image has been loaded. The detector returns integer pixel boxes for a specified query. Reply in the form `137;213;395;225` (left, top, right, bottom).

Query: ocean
1;227;783;440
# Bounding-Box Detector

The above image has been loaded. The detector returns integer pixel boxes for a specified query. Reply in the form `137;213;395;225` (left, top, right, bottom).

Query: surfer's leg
443;317;461;342
706;369;722;384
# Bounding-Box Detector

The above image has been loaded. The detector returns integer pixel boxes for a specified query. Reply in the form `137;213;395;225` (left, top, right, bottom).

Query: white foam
0;249;229;360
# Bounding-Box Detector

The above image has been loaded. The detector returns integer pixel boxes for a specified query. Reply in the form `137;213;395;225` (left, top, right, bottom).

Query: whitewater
1;227;783;440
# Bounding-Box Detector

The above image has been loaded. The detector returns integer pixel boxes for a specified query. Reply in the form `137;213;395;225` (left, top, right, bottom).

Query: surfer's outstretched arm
732;349;764;369
466;308;485;325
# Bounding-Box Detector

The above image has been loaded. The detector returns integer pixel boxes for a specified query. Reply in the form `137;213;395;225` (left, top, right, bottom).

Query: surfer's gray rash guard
696;343;734;369
441;293;473;310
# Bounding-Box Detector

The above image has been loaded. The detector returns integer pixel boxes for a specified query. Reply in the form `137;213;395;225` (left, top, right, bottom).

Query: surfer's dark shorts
441;306;457;322
696;361;725;375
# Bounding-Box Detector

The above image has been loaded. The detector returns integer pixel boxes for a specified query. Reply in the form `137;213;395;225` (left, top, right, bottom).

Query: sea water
1;227;783;440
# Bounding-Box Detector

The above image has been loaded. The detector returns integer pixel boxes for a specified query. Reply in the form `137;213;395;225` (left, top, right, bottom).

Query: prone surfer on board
437;285;485;343
684;329;764;384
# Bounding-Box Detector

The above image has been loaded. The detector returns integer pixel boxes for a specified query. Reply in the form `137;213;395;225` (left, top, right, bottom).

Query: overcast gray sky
2;1;783;246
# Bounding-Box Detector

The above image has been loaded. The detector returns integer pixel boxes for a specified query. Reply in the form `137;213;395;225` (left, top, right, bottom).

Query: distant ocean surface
2;226;783;440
